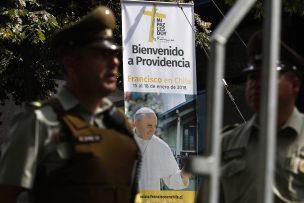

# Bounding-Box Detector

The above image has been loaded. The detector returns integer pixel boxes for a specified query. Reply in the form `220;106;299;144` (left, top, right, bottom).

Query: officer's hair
133;107;157;121
57;47;88;74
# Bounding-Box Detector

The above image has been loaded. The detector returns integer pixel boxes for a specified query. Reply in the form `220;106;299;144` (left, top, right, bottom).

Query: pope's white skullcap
135;107;155;115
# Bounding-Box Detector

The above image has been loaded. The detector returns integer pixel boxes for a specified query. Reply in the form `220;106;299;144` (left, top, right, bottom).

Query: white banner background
122;0;196;95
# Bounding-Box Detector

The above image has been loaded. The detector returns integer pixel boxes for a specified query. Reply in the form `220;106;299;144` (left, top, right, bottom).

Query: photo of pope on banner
133;107;191;191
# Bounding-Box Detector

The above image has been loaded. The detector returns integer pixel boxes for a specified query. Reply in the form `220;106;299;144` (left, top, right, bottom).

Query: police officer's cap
243;31;304;78
52;6;121;54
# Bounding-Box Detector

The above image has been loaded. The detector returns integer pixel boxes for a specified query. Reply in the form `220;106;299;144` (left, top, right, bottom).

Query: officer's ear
291;74;301;95
62;51;82;73
62;55;75;75
62;48;84;71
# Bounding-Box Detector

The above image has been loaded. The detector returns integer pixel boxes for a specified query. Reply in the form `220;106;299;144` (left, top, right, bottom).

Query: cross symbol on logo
144;4;166;43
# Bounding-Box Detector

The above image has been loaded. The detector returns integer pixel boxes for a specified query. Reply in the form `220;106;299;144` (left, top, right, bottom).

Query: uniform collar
232;108;302;149
280;107;303;136
57;85;79;111
248;107;302;138
56;85;113;115
238;116;258;147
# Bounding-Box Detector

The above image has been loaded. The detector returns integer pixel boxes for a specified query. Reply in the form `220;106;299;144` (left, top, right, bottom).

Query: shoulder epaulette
26;101;43;109
221;123;240;133
103;106;134;137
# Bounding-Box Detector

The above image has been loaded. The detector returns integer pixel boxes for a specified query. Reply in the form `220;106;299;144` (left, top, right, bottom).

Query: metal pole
191;0;256;203
176;111;181;155
259;0;282;203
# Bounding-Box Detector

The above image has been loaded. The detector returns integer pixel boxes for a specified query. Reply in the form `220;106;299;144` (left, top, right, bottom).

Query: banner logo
144;4;167;43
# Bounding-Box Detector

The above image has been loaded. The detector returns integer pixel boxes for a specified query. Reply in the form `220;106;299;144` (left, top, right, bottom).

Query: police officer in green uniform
220;31;304;203
0;6;139;203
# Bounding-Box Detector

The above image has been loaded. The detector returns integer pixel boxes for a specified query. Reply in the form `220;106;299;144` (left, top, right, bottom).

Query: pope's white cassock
134;133;189;191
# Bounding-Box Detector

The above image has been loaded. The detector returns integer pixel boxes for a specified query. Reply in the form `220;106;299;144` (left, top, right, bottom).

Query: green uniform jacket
0;86;139;203
221;108;304;203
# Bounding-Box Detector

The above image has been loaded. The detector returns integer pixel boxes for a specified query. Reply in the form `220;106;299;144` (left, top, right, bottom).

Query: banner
122;0;196;94
122;1;197;202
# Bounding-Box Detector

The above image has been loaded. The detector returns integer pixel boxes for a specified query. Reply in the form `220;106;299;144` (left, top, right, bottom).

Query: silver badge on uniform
299;146;304;158
78;135;101;143
298;159;304;174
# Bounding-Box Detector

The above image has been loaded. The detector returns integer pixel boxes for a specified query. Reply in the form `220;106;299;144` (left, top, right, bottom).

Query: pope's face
134;114;157;140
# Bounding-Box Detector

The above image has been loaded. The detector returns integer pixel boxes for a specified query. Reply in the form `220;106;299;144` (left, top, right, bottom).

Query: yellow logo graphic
144;4;166;43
